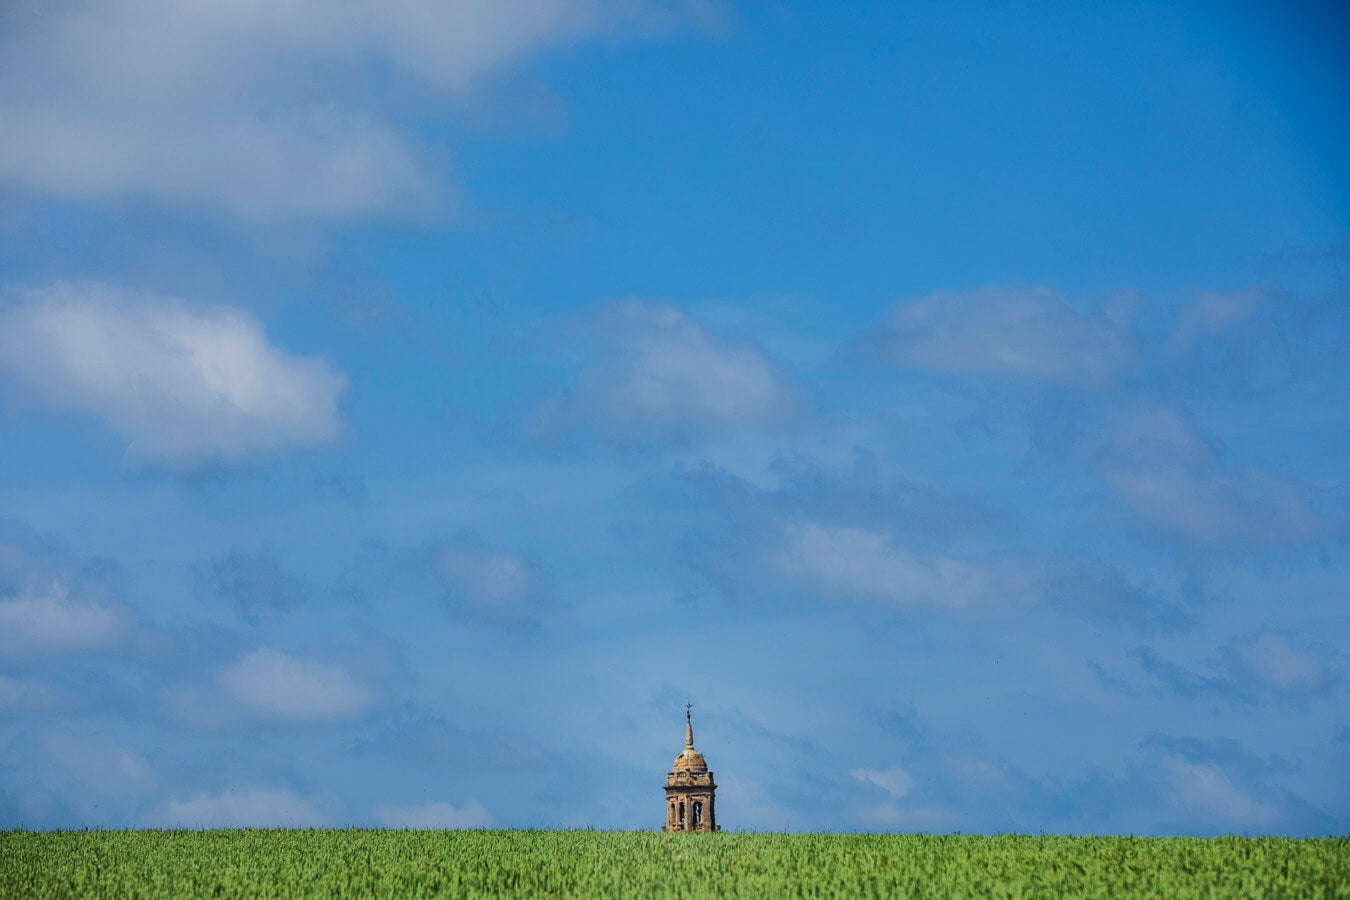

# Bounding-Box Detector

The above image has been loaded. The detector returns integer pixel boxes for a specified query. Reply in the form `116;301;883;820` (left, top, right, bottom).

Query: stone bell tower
663;704;718;832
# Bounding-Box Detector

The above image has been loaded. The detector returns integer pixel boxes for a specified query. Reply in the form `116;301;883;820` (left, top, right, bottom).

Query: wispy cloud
1042;561;1194;634
1171;291;1264;345
537;301;800;441
372;799;493;829
147;786;329;828
222;648;376;723
1160;757;1281;830
0;674;64;711
1096;406;1330;545
198;552;307;622
429;534;550;629
850;767;915;799
650;457;1027;615
0;530;127;658
41;732;158;801
1126;645;1249;704
168;647;378;726
656;456;1185;627
0;586;126;658
848;708;1339;836
0;282;347;470
853;286;1135;383
1225;631;1341;697
1121;630;1341;705
769;520;1036;613
1131;735;1333;835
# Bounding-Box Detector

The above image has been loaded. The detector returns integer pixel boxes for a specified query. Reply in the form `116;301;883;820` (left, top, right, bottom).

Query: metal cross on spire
685;702;694;748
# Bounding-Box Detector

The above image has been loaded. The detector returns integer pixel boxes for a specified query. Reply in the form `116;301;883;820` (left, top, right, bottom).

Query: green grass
2;830;1347;898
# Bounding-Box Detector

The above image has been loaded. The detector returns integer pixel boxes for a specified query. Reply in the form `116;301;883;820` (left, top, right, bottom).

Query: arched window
679;802;685;825
693;801;702;826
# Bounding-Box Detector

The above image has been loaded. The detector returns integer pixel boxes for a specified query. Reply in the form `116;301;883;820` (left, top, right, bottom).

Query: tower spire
685;702;694;748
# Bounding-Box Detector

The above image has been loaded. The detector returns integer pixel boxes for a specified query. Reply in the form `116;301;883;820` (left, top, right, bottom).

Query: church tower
663;705;718;832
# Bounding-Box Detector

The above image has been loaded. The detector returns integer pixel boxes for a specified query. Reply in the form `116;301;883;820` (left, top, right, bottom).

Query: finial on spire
685;702;694;748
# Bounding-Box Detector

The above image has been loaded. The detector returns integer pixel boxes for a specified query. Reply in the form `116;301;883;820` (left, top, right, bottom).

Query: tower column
663;705;718;832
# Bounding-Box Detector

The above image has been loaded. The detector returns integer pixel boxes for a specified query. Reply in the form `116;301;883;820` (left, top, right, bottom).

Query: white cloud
1228;631;1338;696
770;521;1034;612
148;786;328;828
0;583;125;657
217;648;376;724
373;799;493;829
1163;759;1279;830
0;283;346;469
859;286;1134;382
556;301;799;437
0;1;709;221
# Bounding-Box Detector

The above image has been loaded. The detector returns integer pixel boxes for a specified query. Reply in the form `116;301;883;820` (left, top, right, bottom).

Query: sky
0;0;1347;835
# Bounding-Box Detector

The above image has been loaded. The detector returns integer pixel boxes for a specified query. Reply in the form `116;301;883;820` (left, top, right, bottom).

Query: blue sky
0;0;1347;835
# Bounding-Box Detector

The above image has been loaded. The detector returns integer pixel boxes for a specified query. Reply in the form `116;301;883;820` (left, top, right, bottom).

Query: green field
2;830;1346;898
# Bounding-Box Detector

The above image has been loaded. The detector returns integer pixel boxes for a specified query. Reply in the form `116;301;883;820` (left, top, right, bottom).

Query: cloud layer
0;0;1345;839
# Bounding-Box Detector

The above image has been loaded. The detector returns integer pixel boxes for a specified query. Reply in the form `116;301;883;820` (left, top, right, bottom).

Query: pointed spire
685;702;694;748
